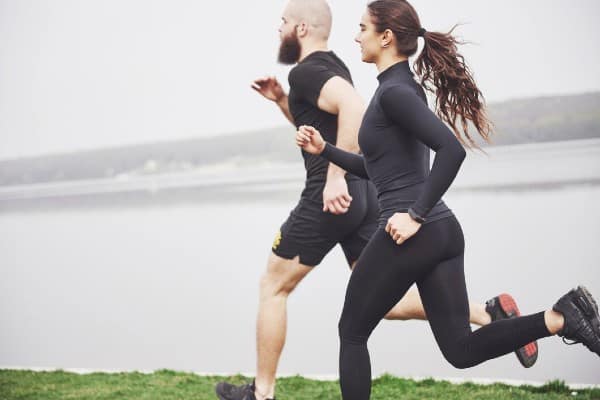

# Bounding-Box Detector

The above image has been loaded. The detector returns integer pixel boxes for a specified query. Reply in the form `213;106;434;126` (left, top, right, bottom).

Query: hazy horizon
0;90;598;163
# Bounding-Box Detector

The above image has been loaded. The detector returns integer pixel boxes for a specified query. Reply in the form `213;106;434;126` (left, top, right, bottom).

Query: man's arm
251;76;294;125
274;94;294;124
316;76;366;214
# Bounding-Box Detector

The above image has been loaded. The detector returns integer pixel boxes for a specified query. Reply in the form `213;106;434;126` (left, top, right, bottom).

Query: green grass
1;370;599;399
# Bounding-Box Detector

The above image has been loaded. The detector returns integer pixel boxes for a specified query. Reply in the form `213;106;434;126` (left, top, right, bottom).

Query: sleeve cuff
408;207;427;224
321;141;332;158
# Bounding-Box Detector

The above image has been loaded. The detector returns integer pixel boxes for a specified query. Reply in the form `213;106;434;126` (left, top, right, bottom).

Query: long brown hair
367;0;492;147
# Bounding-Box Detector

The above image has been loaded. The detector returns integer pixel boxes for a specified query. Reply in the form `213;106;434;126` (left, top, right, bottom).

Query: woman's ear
381;28;394;48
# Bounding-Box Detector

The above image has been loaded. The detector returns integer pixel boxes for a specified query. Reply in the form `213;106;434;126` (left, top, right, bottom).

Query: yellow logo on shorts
272;230;282;250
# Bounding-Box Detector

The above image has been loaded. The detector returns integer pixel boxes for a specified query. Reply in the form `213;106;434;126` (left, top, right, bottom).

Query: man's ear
296;21;308;38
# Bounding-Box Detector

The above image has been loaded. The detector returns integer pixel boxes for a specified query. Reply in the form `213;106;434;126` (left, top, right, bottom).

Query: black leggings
338;216;551;400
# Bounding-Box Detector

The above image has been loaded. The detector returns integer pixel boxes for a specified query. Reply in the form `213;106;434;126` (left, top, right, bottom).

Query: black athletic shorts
272;178;378;267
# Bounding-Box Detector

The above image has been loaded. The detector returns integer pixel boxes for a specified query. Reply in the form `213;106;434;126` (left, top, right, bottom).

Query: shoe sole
496;293;539;368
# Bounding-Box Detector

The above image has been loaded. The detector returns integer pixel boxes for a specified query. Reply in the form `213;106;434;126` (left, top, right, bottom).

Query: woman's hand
296;125;325;155
385;212;422;245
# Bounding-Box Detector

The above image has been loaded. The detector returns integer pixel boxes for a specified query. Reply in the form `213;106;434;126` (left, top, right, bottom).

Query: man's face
278;14;301;65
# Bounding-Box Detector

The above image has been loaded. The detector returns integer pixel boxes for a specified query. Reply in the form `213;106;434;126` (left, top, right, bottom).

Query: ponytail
415;27;492;148
368;0;493;148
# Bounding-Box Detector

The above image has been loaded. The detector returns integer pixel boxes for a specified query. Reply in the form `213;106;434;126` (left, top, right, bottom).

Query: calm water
1;145;600;385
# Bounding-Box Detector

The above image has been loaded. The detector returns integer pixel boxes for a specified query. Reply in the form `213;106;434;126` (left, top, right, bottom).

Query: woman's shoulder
378;81;420;103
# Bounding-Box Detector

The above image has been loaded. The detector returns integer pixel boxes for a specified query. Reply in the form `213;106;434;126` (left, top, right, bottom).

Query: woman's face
355;10;382;64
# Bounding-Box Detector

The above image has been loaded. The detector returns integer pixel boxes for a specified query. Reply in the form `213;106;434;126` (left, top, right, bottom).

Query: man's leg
383;286;491;326
217;196;340;400
254;253;313;399
216;252;314;400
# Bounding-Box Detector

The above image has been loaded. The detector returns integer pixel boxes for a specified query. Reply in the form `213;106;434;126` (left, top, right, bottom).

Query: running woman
296;1;600;399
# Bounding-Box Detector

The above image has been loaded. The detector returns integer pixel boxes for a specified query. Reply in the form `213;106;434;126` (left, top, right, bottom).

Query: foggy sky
1;0;599;159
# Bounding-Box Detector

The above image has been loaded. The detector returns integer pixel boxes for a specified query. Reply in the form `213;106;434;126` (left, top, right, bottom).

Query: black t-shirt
288;51;359;197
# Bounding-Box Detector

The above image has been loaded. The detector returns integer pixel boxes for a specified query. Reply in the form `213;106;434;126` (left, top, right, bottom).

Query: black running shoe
215;380;275;400
486;293;539;368
553;285;600;357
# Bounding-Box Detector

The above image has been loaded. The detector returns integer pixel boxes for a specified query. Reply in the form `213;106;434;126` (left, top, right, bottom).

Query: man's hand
323;175;352;215
251;76;285;103
252;76;293;123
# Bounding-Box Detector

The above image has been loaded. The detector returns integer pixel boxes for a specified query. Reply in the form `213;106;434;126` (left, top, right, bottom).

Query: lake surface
1;140;599;385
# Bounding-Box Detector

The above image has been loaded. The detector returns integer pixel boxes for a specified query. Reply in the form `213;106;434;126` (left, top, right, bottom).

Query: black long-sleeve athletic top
321;60;466;225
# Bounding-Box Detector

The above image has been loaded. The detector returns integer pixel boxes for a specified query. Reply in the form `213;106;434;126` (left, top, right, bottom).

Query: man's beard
278;31;301;65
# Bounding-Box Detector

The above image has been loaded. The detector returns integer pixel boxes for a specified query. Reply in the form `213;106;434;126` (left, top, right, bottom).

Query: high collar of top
377;60;413;83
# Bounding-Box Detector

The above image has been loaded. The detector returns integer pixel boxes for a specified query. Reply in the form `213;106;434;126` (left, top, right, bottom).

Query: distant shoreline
1;138;599;212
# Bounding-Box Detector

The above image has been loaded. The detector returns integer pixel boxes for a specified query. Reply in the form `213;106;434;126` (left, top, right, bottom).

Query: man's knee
383;309;412;321
260;254;311;298
259;270;296;298
384;287;426;321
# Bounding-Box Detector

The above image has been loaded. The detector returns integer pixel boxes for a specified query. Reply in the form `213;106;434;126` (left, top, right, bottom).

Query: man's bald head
284;0;332;40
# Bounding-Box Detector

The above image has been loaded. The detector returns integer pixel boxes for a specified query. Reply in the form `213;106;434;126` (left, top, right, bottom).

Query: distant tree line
1;92;598;186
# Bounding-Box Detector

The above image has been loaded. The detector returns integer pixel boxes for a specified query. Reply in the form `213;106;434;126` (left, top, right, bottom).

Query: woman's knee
338;315;369;345
439;343;475;369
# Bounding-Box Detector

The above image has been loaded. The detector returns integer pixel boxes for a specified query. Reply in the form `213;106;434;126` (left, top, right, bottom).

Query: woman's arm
321;142;369;180
380;86;466;220
296;125;370;179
